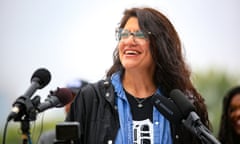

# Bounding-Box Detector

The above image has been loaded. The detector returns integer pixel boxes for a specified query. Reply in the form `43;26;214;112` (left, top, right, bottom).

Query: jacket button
103;81;110;87
105;92;110;97
175;135;179;139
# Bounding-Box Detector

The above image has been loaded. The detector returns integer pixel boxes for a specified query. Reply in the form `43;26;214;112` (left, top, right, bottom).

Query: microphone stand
20;118;31;144
182;112;221;144
14;96;40;144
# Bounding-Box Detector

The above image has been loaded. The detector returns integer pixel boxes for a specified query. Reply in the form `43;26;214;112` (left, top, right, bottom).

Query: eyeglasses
115;28;151;41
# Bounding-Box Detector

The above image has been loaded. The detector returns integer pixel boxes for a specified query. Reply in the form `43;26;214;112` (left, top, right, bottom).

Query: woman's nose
122;35;136;44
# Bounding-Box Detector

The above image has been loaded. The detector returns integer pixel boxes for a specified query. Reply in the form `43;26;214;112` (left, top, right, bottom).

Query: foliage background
192;68;240;135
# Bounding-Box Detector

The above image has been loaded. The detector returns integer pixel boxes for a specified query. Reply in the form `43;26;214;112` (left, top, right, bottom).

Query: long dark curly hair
106;7;210;143
218;86;240;144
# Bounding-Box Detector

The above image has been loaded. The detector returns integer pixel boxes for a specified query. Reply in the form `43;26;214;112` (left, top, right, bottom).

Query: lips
235;119;240;127
232;118;240;129
237;119;240;124
233;119;240;134
124;50;141;55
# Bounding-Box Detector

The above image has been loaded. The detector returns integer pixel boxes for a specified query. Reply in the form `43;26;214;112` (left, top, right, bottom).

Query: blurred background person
37;79;88;144
218;86;240;144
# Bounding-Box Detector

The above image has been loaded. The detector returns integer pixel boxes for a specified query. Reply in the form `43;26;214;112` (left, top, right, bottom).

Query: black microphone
169;89;221;144
152;93;184;125
169;89;195;119
37;87;74;113
7;68;51;121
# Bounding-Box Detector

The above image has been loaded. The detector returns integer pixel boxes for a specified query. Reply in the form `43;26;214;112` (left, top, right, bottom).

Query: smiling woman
1;1;240;144
218;86;240;144
117;17;154;74
66;7;210;144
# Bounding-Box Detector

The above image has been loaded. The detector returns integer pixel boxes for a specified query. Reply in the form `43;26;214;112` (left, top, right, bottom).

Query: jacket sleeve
65;84;95;143
65;80;115;144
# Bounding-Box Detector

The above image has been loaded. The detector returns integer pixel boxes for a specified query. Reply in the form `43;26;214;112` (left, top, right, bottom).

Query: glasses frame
115;28;151;41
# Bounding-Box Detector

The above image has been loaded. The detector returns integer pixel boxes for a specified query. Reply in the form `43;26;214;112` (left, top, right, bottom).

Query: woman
66;7;210;144
218;86;240;144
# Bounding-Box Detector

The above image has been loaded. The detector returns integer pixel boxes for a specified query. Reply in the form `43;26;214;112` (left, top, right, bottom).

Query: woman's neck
122;71;156;98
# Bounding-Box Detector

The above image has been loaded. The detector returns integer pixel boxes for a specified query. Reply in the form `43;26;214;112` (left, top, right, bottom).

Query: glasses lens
120;30;130;39
134;31;146;39
115;28;150;41
115;28;121;41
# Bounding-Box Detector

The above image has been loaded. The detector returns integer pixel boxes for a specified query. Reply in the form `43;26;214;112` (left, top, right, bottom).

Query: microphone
169;89;195;119
152;93;184;125
7;68;51;121
169;89;221;144
37;87;74;113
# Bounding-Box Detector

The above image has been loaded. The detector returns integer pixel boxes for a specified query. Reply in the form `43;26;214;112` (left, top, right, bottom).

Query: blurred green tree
0;115;63;143
192;68;239;136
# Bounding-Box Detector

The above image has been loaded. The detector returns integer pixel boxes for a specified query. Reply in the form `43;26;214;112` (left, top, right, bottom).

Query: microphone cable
35;112;45;144
2;119;9;144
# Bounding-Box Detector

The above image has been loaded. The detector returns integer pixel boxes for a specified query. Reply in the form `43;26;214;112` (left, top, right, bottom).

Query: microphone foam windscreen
53;88;74;105
152;94;184;124
169;89;195;118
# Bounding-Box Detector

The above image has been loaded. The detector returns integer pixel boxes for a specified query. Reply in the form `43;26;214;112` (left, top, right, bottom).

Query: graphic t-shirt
125;90;154;144
132;119;153;144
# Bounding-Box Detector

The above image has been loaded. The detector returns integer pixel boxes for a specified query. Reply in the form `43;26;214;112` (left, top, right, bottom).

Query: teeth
125;50;139;55
237;120;240;125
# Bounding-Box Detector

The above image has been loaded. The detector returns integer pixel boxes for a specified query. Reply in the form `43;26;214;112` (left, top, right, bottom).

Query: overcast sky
0;0;240;126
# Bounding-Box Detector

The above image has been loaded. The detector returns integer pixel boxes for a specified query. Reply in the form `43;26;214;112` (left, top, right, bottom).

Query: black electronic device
55;122;80;144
